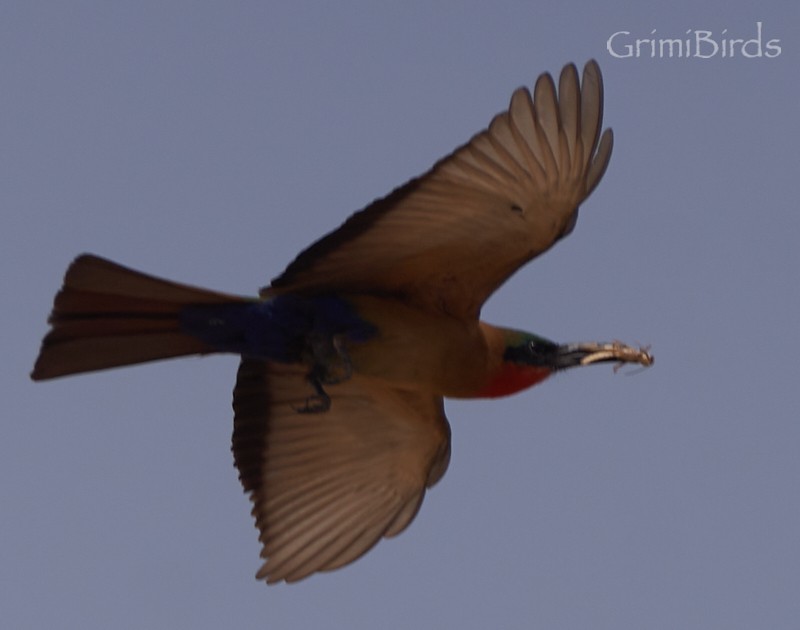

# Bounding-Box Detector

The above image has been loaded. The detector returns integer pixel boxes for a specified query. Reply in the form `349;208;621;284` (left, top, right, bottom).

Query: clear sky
2;2;798;629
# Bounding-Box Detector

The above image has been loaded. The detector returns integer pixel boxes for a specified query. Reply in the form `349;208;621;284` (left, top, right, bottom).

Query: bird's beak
554;341;654;371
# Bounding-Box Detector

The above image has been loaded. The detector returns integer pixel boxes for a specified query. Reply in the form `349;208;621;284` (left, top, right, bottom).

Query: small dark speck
510;204;523;213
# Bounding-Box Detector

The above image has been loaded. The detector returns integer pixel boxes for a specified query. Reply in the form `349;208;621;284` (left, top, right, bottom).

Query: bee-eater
32;60;652;584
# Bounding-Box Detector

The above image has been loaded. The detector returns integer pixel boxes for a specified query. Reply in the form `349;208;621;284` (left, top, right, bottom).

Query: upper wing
267;61;613;319
232;359;451;584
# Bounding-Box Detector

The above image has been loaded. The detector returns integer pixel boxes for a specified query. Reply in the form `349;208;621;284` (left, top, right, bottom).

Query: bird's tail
31;254;250;380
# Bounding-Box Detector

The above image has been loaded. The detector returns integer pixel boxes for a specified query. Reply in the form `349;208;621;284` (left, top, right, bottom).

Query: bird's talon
296;392;331;414
305;333;353;385
322;335;353;384
294;370;332;413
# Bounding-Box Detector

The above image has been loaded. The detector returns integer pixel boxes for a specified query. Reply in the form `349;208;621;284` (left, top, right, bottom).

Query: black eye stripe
503;339;558;364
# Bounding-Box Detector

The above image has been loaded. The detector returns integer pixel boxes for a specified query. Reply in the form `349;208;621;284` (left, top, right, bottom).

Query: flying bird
32;60;652;584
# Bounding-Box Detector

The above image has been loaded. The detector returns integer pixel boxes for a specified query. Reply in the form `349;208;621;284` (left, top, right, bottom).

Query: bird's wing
232;359;451;584
267;61;613;319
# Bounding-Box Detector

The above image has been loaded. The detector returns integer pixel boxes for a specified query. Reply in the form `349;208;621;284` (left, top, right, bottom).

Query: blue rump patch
178;295;376;362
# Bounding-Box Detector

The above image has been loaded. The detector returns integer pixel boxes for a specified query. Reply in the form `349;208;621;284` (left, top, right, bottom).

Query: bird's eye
527;339;557;358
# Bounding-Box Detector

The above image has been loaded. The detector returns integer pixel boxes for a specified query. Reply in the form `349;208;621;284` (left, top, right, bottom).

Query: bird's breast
181;292;492;397
342;295;490;397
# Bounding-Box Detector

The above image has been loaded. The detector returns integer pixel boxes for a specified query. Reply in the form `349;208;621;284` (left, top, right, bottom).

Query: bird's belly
343;295;488;397
180;292;487;396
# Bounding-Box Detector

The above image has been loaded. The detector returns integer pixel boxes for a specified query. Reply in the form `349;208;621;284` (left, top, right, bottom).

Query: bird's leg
296;366;332;414
306;332;353;385
324;334;353;384
296;333;353;414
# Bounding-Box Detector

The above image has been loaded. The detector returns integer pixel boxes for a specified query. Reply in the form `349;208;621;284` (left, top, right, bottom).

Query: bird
31;60;652;584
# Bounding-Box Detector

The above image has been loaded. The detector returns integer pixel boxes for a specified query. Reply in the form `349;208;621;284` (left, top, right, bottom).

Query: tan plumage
30;61;643;586
31;255;245;380
269;61;612;318
233;360;450;583
239;60;613;581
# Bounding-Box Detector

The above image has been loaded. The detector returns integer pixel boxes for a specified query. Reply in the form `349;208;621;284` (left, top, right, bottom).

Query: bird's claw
321;335;353;384
305;332;353;384
295;334;353;414
296;369;332;414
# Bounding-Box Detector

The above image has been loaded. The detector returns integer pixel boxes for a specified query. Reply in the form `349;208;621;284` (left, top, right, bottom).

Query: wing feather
580;61;604;163
278;494;402;582
587;128;614;196
269;61;613;319
532;70;561;167
558;63;580;162
232;360;451;584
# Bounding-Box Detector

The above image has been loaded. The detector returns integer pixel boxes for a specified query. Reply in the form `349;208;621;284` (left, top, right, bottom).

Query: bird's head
476;327;652;399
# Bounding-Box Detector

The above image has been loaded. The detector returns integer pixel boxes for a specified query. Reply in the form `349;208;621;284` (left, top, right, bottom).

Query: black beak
553;341;654;371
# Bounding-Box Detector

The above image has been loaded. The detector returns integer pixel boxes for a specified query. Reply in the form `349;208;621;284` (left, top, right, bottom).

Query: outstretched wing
268;61;613;319
232;359;451;584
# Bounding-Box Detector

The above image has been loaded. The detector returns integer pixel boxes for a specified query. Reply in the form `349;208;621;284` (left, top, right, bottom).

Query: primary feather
269;60;613;319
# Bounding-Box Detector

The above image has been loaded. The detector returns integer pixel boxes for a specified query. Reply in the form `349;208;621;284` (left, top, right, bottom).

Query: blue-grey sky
3;2;799;629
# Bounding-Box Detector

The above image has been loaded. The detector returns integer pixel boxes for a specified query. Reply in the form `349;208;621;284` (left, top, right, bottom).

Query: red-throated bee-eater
32;60;652;584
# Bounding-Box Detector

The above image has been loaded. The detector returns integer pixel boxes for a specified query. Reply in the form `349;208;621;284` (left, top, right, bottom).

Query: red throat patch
475;363;552;399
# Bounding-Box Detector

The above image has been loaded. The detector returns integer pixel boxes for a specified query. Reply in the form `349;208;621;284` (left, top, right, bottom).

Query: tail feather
31;254;249;380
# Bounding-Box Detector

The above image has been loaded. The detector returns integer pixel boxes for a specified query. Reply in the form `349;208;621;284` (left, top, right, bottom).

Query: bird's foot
295;333;353;413
296;369;332;414
307;333;353;385
321;335;353;384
